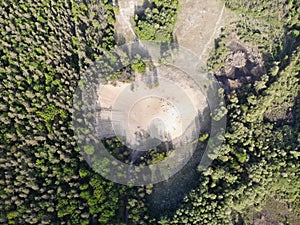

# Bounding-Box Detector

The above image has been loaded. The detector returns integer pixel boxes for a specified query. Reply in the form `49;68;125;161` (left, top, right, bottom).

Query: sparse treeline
225;0;300;30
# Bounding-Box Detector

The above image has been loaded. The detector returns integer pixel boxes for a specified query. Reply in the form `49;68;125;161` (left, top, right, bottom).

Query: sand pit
73;1;227;186
97;64;207;151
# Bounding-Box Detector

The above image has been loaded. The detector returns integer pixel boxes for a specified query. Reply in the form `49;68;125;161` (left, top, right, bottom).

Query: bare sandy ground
113;0;142;43
101;0;229;149
97;64;207;150
174;0;230;61
102;0;231;210
114;0;231;60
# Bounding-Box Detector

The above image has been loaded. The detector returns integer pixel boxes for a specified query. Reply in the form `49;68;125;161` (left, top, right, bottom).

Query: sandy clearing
114;0;231;60
101;0;229;150
174;0;231;61
97;64;207;150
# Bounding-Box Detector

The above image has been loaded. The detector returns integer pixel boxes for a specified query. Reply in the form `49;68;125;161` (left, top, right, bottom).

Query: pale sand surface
174;0;230;60
97;64;207;149
114;0;230;60
102;0;229;148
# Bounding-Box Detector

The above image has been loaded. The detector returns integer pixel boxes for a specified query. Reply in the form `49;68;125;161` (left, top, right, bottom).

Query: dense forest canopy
0;0;299;224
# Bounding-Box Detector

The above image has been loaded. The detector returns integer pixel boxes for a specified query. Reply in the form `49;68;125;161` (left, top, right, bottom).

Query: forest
0;0;299;224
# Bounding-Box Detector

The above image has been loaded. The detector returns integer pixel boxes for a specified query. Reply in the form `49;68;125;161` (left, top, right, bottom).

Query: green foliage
0;0;125;224
72;0;116;67
131;60;146;73
1;0;299;225
83;145;95;154
225;0;300;29
133;0;179;42
235;151;247;163
37;104;62;121
7;212;18;220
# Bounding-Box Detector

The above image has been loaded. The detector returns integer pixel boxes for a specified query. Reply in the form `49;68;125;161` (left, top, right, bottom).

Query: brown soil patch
214;38;265;92
248;198;300;225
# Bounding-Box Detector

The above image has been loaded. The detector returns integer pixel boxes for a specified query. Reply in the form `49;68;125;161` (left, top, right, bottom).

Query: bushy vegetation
1;0;299;224
225;0;300;30
0;0;127;224
151;1;300;224
133;0;179;42
157;46;299;224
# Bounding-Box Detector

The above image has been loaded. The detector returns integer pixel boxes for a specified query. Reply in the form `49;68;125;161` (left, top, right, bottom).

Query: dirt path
112;0;231;215
114;0;141;43
114;0;230;62
174;0;230;62
199;3;226;61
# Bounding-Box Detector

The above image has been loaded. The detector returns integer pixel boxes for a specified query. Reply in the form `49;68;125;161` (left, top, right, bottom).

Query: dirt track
114;0;230;61
112;0;231;213
104;0;229;149
174;0;230;61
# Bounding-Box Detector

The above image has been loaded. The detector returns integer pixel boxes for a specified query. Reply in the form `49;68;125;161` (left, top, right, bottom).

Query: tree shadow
134;0;152;19
145;104;212;218
79;40;226;217
115;31;127;46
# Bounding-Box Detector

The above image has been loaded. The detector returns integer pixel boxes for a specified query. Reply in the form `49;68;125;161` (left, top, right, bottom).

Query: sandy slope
174;0;230;61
